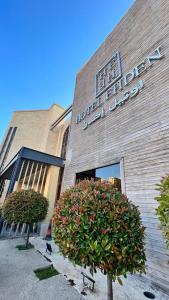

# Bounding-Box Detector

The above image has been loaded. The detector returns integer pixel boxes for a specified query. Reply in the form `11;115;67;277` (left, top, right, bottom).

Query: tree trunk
107;274;113;300
26;224;30;248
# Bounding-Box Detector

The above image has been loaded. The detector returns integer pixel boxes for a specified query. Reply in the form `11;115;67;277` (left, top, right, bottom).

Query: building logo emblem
96;51;122;97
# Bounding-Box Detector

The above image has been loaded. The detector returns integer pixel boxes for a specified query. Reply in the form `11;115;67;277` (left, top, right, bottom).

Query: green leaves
155;175;169;249
104;243;112;251
89;240;98;251
101;238;109;248
52;179;146;282
2;190;49;225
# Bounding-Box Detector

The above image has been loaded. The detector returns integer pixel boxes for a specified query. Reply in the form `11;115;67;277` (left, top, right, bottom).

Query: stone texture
62;0;169;294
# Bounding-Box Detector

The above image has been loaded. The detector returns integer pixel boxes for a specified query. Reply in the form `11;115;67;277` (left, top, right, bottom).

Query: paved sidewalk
0;238;82;300
30;237;169;300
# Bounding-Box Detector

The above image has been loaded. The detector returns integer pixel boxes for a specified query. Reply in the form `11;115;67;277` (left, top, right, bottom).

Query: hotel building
0;0;169;295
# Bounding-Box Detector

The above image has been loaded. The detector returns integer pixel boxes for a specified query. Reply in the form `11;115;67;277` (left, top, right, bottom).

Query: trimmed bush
155;175;169;249
2;190;49;247
53;180;146;300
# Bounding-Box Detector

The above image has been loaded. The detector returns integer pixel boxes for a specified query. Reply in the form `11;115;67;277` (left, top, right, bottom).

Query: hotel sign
96;51;122;97
76;47;164;130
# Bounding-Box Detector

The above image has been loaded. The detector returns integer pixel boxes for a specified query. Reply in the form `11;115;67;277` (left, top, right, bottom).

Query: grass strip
34;265;59;280
16;244;34;250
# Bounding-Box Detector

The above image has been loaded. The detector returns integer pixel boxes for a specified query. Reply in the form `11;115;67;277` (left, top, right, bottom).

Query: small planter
34;265;59;280
16;243;34;250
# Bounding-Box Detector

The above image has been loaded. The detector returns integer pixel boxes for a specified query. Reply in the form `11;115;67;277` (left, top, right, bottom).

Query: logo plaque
96;51;122;97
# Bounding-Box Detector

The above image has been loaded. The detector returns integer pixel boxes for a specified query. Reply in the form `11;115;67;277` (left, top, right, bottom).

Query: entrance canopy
0;147;65;195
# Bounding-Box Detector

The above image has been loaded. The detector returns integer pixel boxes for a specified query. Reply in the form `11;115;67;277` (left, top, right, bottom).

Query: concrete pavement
0;238;82;300
30;237;169;300
0;237;168;300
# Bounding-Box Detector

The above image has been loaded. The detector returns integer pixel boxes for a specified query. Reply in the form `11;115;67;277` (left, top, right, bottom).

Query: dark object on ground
144;291;155;299
81;271;95;291
44;255;52;262
68;279;75;286
16;243;34;250
0;217;3;234
45;221;52;239
46;242;52;254
34;264;59;280
81;291;87;296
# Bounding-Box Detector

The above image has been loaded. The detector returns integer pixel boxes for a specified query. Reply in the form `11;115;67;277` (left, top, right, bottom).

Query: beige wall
0;104;70;237
0;104;65;168
63;0;169;293
40;165;60;236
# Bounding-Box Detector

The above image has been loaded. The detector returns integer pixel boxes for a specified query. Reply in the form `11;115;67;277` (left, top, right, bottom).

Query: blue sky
0;0;134;143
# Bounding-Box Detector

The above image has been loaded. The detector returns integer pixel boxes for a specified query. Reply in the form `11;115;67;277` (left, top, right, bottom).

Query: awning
0;147;65;195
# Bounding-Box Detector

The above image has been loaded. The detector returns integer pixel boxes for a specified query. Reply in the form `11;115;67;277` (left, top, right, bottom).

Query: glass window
61;126;70;159
96;163;120;181
0;127;13;160
76;163;121;191
0;127;17;171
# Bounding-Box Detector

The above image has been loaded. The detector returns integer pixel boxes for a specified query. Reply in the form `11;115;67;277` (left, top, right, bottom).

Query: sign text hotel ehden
75;47;164;130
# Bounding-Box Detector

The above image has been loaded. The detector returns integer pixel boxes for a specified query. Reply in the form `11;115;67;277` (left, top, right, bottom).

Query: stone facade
63;0;169;294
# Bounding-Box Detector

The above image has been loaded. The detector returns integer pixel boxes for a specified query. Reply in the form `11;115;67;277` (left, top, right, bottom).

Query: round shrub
156;175;169;249
53;180;146;281
3;189;49;225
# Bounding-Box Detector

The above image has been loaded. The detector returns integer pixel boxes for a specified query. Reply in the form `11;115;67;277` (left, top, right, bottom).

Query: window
0;127;13;160
0;127;17;171
76;163;121;190
61;126;70;159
